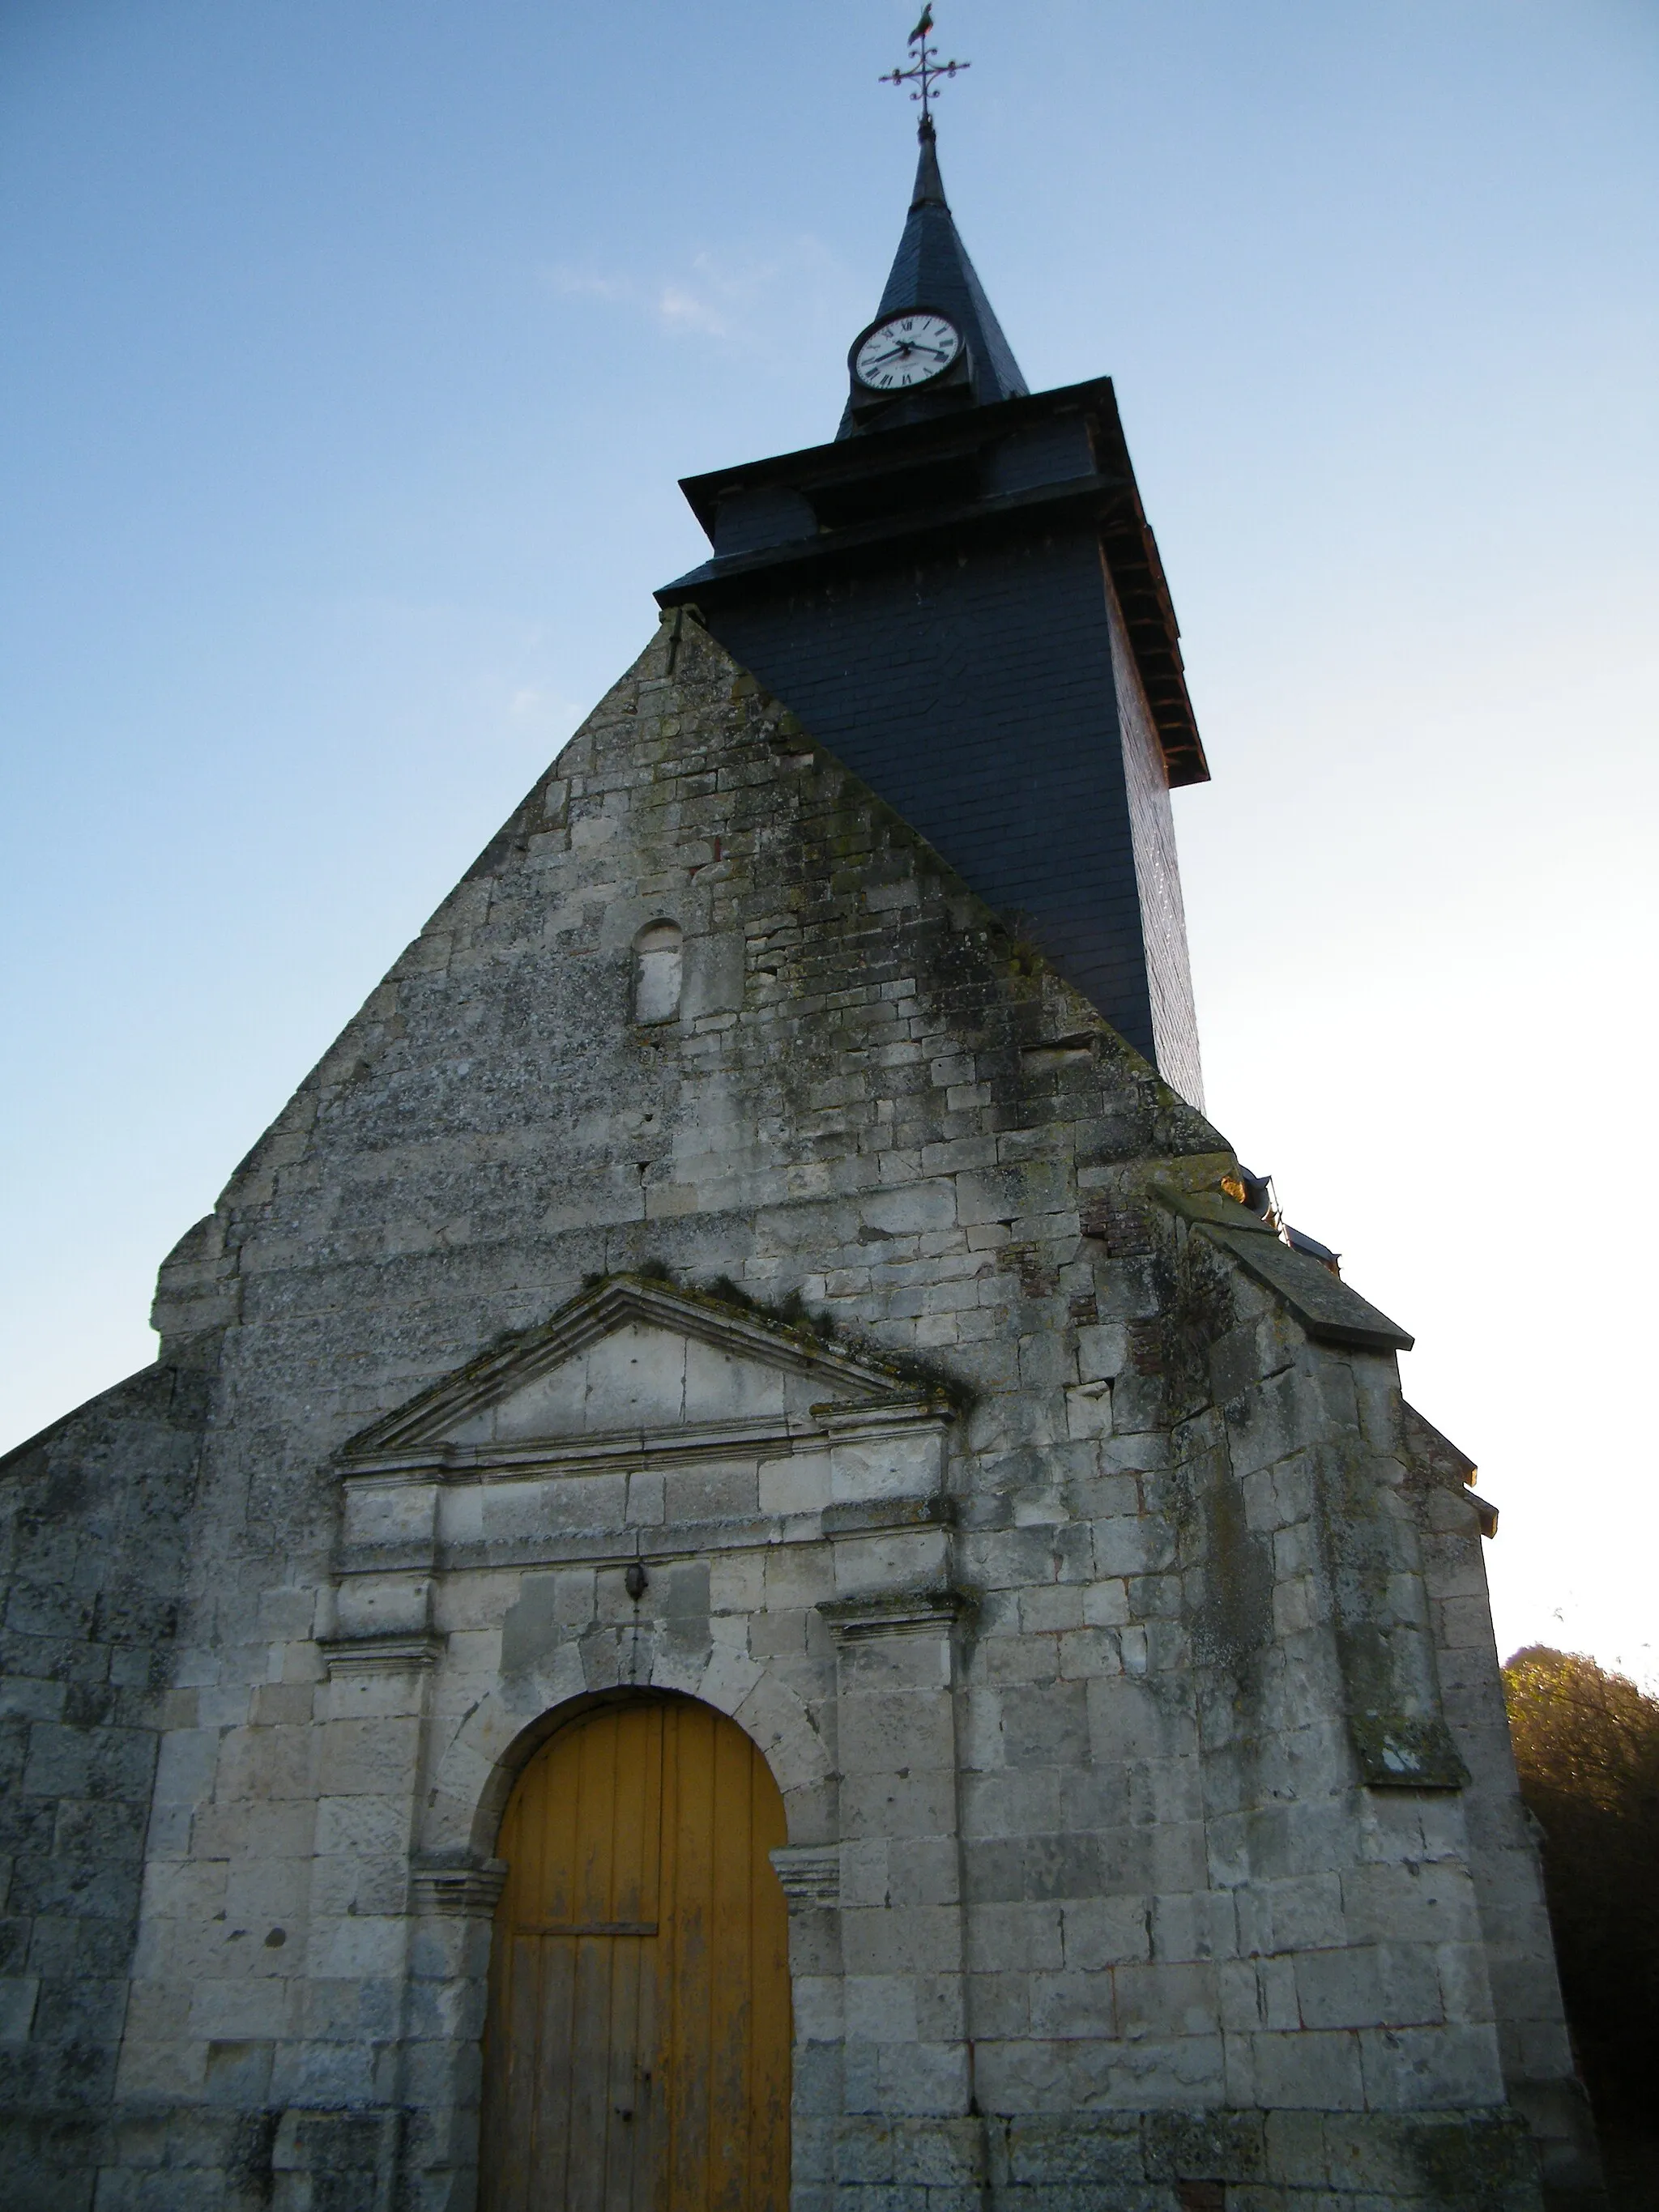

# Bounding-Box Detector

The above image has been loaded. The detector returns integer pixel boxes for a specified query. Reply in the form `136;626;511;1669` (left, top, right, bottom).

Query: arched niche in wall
633;920;683;1025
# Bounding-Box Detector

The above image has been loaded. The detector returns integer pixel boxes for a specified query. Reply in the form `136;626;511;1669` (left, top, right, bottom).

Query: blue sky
2;1;1656;1677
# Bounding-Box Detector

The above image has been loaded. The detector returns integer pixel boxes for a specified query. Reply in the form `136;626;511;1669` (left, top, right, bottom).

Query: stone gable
0;613;1596;2207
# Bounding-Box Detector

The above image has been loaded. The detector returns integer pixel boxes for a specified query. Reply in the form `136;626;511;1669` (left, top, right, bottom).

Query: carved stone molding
317;1633;446;1677
409;1857;509;1916
769;1845;840;1912
817;1588;974;1643
821;1494;954;1537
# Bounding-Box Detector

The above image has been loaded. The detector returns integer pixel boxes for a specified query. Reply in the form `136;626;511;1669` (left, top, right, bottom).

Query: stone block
1091;1517;1173;1580
304;1910;408;1980
1340;1862;1482;1947
1294;1941;1444;2033
1237;1872;1345;1957
1075;1326;1129;1383
990;2112;1140;2187
1060;1895;1150;1969
860;1185;957;1236
1028;1968;1115;2037
979;2028;1226;2111
0;1973;40;2041
830;1530;953;1601
967;1970;1030;2039
1356;2019;1505;2109
838;1691;956;1776
998;1684;1088;1768
1081;1579;1130;1628
188;1977;292;2042
874;2039;970;2116
1017;1587;1084;1635
1111;1959;1218;2039
887;1838;960;1909
841;1905;963;1975
847;1975;919;2044
1064;1385;1112;1441
1150;1890;1237;1965
795;1973;846;2043
1261;2104;1328;2184
1086;1677;1190;1764
1248;2027;1364;2111
1141;2107;1266;2181
842;1769;956;1842
966;1903;1064;1973
315;1717;420;1797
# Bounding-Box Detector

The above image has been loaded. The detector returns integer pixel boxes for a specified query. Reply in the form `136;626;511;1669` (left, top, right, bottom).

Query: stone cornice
818;1588;974;1643
340;1398;946;1488
317;1634;446;1677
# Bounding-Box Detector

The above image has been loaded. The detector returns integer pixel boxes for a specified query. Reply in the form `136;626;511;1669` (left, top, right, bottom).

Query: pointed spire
839;118;1027;437
910;115;947;209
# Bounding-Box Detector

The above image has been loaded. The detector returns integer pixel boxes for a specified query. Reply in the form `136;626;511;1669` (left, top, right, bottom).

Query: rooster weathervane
880;6;970;134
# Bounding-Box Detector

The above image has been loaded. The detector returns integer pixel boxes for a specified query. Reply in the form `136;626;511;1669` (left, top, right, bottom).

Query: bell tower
657;34;1209;1106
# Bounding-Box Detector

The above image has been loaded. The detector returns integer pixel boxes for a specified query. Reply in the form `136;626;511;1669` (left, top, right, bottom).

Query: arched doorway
480;1694;791;2212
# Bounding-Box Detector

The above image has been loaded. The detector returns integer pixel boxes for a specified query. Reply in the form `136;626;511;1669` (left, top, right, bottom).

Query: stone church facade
2;107;1600;2212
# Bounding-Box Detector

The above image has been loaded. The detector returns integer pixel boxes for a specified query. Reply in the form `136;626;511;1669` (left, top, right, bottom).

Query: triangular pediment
342;1276;935;1468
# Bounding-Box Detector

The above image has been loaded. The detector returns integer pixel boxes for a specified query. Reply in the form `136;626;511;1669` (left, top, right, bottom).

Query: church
0;36;1603;2212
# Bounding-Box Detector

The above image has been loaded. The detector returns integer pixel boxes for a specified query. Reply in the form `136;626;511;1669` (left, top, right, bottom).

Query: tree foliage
1503;1646;1659;2120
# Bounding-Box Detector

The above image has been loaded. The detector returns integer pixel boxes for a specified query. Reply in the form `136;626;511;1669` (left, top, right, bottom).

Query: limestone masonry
0;103;1604;2212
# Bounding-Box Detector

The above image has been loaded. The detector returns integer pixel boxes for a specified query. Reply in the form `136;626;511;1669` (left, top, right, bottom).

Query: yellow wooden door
480;1697;791;2212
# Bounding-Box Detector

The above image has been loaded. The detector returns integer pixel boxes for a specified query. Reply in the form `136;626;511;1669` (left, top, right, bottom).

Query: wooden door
480;1697;791;2212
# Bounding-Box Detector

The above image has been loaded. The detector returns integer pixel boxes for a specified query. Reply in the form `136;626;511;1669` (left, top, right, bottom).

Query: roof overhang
658;377;1209;789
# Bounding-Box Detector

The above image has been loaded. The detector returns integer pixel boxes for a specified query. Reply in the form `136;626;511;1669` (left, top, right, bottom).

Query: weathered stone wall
1405;1412;1603;2199
0;1361;209;2206
0;612;1589;2209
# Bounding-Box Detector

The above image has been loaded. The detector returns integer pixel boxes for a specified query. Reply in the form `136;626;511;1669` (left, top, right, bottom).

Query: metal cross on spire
880;6;970;134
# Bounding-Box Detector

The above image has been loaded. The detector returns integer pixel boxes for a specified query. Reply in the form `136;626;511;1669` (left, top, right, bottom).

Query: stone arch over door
480;1691;792;2212
419;1650;834;1867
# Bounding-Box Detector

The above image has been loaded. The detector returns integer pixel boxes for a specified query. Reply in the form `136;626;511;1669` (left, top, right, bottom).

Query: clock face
852;312;962;393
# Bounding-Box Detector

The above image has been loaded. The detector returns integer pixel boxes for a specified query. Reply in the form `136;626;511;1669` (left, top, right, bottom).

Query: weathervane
880;6;970;135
